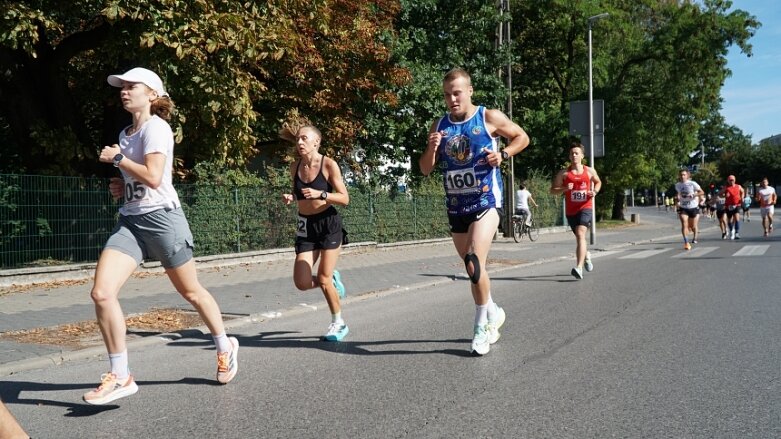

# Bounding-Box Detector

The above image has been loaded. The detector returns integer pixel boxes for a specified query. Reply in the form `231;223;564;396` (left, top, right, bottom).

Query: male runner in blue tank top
420;68;530;356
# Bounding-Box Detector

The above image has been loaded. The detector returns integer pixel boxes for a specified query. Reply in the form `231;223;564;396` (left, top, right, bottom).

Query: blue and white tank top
436;106;503;216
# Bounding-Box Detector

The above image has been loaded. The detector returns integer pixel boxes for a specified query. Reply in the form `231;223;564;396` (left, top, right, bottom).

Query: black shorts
295;206;348;254
677;207;700;218
448;208;501;234
566;209;593;233
726;205;740;218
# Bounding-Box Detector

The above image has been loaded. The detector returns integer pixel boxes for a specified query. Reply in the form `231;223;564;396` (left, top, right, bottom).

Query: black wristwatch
320;191;328;200
501;150;510;160
113;153;124;167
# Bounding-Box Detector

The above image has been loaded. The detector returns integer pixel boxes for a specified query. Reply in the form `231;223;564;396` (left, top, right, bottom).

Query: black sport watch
501;150;510;160
320;191;328;200
113;153;124;167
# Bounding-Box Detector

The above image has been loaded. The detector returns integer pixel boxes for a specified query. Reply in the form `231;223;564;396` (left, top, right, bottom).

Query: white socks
108;350;129;379
474;304;489;327
475;294;500;327
332;312;344;325
213;333;231;353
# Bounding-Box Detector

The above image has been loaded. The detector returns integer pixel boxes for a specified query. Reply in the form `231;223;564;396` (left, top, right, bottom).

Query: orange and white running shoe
684;242;692;250
83;373;138;405
217;336;239;384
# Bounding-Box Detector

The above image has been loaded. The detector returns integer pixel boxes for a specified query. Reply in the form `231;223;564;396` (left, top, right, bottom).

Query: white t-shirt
758;186;776;207
117;115;181;216
675;180;701;209
515;189;532;210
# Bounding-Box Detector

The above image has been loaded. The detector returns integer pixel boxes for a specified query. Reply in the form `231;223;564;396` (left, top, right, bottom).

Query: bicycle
512;212;539;243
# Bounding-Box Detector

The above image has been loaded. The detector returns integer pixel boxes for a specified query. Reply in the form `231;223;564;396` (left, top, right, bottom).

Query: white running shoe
217;336;239;384
83;373;138;405
471;325;490;356
571;266;583;280
323;322;349;341
486;306;506;345
584;252;593;272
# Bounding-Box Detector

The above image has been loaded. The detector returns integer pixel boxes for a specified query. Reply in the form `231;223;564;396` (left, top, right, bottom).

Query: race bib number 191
570;190;588;202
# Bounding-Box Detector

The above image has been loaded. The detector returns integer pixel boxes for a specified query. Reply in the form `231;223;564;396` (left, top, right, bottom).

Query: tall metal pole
505;0;514;238
497;0;514;237
587;13;608;245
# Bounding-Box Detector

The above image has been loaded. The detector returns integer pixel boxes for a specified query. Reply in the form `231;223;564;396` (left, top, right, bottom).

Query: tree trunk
611;191;625;220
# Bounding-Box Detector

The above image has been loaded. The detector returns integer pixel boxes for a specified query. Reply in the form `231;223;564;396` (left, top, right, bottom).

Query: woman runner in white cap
84;67;239;405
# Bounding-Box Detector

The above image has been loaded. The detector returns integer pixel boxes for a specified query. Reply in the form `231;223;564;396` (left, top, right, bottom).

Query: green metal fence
0;174;454;269
1;174;565;269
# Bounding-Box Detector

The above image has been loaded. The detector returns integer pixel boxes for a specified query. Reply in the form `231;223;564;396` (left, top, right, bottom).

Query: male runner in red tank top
550;143;602;279
723;175;744;239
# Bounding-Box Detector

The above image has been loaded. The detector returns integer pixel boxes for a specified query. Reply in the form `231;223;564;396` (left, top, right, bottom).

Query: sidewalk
0;207;691;376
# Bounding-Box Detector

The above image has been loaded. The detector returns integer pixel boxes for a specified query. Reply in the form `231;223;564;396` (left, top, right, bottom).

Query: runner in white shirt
756;177;777;237
674;169;704;249
85;67;239;405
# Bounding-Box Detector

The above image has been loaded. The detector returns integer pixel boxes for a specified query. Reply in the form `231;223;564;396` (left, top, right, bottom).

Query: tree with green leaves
0;0;404;177
511;0;759;220
367;0;510;190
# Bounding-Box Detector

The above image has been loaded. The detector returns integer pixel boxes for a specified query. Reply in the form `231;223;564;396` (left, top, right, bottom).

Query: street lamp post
587;12;608;245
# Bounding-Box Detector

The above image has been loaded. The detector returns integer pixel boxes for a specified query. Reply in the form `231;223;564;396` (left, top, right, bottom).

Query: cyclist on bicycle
514;183;538;226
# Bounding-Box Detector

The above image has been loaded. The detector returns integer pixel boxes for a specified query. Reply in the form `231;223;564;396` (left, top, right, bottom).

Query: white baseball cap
107;67;169;97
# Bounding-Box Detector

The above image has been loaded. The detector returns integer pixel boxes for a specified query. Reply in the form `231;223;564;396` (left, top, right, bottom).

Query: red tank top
724;185;741;207
564;165;593;216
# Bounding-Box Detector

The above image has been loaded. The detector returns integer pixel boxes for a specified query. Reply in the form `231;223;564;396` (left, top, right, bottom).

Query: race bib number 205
444;168;480;194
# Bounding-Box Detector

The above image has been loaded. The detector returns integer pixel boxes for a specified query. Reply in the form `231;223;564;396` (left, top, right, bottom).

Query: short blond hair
443;68;471;85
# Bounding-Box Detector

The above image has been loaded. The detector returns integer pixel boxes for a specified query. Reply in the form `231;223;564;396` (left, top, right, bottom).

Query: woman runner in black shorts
282;124;350;341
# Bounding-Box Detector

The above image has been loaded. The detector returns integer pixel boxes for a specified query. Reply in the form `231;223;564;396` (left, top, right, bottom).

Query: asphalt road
2;209;779;438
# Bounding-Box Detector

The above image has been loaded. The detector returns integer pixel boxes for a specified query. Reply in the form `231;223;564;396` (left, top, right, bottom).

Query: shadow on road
0;376;217;417
230;331;475;358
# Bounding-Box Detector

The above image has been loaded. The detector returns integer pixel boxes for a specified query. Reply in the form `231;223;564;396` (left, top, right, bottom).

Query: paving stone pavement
0;207;690;375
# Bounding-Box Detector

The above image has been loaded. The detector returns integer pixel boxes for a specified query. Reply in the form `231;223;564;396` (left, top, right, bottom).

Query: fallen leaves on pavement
0;308;212;349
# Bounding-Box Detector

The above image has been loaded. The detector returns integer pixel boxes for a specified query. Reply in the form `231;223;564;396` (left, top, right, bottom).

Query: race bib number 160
444;168;480;194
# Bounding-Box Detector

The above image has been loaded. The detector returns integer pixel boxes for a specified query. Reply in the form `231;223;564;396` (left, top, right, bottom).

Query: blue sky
721;1;780;143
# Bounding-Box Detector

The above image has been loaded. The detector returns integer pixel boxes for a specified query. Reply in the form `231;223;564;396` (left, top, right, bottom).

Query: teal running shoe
323;322;349;341
333;270;346;298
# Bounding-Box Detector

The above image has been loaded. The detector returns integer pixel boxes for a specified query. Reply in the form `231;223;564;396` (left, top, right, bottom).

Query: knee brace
463;253;481;284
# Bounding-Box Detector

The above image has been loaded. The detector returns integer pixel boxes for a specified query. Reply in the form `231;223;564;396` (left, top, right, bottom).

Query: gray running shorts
104;207;194;269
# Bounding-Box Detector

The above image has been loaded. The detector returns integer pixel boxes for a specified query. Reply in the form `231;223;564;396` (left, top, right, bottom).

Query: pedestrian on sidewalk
419;67;529;356
281;122;350;341
86;67;239;405
550;142;602;280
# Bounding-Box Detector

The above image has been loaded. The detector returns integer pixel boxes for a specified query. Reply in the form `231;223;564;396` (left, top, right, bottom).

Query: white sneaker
584;252;593;272
471;325;490;356
571;266;583;280
216;336;239;384
83;373;138;405
486;306;506;345
730;230;735;240
323;322;349;341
